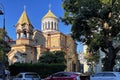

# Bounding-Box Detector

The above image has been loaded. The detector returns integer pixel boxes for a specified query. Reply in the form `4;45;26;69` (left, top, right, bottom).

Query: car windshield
93;72;116;77
93;73;104;77
103;73;116;77
52;72;71;77
25;74;39;78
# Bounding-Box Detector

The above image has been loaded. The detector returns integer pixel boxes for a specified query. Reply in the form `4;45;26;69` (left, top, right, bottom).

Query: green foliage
9;63;66;78
53;51;66;64
84;52;100;63
62;0;120;45
101;0;112;5
0;28;11;67
62;0;120;71
0;50;3;61
39;51;55;63
0;29;4;40
0;28;11;52
39;50;66;64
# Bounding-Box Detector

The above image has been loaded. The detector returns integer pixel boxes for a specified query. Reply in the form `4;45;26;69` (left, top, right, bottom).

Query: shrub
9;63;66;78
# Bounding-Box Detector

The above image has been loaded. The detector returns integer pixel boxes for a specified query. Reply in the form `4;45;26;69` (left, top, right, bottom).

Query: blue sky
0;0;83;52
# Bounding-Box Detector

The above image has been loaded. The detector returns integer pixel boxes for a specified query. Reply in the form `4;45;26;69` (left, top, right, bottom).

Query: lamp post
0;3;6;80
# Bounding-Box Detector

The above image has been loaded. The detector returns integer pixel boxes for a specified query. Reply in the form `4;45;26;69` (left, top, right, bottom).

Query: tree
53;51;66;64
61;0;120;71
84;52;99;64
0;28;10;66
84;52;100;73
39;51;55;64
39;50;66;64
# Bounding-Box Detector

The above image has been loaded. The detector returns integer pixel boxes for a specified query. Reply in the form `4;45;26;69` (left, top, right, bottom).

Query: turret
41;10;59;32
16;9;34;45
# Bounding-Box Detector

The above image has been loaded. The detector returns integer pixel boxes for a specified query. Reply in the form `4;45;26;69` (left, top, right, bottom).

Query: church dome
41;10;59;32
43;10;57;19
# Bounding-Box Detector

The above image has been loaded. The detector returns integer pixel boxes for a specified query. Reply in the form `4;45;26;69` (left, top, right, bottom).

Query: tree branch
101;47;108;55
114;45;120;54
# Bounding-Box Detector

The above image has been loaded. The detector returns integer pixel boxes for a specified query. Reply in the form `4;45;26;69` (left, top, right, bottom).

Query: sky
0;0;83;52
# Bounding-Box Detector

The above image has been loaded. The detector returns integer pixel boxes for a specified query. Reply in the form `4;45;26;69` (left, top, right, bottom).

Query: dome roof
43;10;57;19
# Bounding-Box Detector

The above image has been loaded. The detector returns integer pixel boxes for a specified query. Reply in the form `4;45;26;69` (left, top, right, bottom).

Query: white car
90;72;120;80
13;72;41;80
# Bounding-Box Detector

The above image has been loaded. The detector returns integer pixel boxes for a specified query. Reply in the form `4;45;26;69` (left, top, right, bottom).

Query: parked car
90;72;120;80
13;72;41;80
45;71;80;80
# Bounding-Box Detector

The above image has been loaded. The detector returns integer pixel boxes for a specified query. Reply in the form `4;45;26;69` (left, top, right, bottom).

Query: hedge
9;63;66;78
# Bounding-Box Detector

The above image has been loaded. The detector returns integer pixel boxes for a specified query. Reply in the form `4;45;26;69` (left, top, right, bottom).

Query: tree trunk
103;55;116;71
102;46;116;71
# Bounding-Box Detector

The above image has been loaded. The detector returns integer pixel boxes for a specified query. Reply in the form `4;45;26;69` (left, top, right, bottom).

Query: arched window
51;22;53;30
48;21;50;29
56;23;58;30
45;22;47;29
54;22;56;30
23;31;27;38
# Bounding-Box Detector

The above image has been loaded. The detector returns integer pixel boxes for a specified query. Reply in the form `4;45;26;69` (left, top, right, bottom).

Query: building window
23;31;27;38
53;45;55;47
48;21;50;29
43;23;44;30
18;33;20;39
54;22;56;30
45;22;47;29
51;22;53;29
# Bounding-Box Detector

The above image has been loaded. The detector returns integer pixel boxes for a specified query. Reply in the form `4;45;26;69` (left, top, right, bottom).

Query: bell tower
16;9;34;46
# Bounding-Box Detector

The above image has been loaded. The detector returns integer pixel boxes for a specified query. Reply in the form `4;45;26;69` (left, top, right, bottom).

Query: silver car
90;72;120;80
13;72;41;80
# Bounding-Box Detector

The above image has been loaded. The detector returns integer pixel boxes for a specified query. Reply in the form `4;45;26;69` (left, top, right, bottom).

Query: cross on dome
24;5;26;11
49;3;51;10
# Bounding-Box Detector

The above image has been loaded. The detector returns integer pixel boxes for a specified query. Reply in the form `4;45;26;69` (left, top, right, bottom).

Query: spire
17;7;31;25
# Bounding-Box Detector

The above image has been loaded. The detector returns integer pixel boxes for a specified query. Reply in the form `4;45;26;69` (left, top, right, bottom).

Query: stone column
27;33;29;39
21;33;24;38
50;21;52;30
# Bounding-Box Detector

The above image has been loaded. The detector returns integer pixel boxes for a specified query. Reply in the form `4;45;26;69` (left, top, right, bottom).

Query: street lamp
0;3;6;80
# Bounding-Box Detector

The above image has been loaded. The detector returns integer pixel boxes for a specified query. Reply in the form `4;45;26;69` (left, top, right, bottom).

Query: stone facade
7;9;79;72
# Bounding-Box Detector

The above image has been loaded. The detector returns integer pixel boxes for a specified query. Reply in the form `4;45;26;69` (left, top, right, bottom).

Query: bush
9;63;66;78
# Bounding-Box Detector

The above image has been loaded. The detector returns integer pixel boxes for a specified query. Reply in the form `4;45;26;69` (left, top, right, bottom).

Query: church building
7;8;79;72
